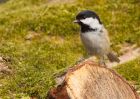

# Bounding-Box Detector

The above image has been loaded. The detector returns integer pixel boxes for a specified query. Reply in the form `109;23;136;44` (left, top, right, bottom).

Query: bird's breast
80;32;102;47
80;31;109;55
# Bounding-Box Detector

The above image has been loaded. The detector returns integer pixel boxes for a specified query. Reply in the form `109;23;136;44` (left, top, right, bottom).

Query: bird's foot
75;57;85;65
99;61;107;67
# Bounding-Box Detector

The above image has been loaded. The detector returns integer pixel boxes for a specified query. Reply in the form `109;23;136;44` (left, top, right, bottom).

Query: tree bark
47;60;140;99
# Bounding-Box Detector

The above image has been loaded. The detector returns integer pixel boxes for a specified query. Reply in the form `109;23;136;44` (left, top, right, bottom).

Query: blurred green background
0;0;140;98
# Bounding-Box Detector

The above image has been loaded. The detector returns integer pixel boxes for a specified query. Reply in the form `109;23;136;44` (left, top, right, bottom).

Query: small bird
74;10;120;66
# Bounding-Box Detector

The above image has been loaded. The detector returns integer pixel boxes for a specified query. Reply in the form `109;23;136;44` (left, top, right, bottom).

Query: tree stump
47;60;140;99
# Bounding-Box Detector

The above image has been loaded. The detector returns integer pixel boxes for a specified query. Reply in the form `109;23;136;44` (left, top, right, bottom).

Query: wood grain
47;60;140;99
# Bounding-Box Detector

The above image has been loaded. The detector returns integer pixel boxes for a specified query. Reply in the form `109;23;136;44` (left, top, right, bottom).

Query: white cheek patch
80;17;102;29
80;17;94;25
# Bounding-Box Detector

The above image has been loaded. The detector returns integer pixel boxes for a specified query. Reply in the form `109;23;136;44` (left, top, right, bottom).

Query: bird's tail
107;52;120;63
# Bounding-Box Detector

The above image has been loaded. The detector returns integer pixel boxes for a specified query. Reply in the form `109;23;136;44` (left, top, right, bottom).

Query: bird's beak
73;20;80;23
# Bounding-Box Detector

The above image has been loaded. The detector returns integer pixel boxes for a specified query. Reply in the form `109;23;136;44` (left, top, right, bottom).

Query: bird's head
74;10;102;32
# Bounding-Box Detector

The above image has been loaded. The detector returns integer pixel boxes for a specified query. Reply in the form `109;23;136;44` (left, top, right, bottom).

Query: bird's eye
82;16;86;19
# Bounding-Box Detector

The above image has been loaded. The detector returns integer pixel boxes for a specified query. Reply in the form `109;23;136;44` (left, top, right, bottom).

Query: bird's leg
75;57;86;64
75;54;92;65
99;56;106;67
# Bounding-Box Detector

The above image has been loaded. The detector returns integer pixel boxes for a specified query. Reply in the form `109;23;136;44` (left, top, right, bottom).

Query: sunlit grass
0;0;139;98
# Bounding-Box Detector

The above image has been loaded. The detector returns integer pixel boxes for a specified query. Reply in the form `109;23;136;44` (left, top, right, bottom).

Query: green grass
115;58;140;92
0;0;140;98
115;58;140;83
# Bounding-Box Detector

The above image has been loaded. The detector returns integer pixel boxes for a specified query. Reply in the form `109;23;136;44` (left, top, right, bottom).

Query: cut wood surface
47;60;140;99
